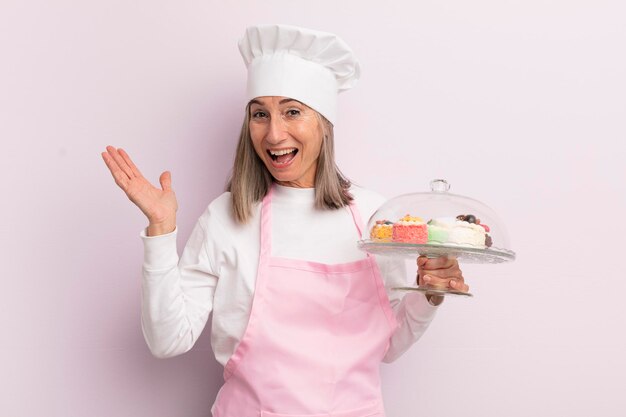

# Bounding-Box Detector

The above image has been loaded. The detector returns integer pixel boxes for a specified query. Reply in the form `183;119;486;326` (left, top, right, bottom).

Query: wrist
147;219;176;236
426;294;444;306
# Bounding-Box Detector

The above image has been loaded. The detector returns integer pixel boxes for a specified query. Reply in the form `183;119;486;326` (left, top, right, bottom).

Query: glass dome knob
430;179;450;193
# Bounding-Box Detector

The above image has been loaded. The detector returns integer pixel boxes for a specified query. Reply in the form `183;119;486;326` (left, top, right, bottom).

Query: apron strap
259;183;273;260
347;199;368;248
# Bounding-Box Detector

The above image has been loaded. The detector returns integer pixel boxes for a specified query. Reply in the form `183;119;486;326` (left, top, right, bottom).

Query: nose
266;113;289;144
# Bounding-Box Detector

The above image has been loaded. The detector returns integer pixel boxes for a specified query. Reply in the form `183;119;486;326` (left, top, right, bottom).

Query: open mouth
267;148;298;165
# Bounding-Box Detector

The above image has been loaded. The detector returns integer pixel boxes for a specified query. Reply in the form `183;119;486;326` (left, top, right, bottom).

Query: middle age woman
102;23;469;417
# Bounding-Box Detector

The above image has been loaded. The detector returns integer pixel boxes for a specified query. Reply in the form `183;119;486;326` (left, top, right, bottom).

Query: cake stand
357;179;516;297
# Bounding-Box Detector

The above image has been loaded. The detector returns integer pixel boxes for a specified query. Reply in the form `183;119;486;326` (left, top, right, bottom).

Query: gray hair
226;103;353;224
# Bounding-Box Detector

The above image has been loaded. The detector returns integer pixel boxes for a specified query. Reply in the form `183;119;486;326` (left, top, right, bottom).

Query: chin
265;164;297;180
271;172;297;182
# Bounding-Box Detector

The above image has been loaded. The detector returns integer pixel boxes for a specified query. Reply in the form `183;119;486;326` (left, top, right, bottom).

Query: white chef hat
238;24;360;125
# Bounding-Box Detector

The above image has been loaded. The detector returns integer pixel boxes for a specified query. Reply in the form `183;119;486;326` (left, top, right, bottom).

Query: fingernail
449;279;456;287
423;275;431;283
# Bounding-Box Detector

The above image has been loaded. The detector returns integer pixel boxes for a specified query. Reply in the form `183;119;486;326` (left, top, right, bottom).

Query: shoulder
199;191;231;217
198;191;260;233
197;191;234;230
348;184;388;223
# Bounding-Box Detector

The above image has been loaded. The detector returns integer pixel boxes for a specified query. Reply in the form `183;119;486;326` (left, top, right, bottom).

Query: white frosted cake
426;214;490;249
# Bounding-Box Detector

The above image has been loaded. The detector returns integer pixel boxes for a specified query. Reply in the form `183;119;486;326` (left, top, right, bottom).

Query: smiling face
248;96;323;188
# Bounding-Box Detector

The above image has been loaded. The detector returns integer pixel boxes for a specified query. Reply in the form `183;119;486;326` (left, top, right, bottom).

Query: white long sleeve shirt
139;183;439;365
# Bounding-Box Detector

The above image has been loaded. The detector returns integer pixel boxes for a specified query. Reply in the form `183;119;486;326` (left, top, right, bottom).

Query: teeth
269;148;296;156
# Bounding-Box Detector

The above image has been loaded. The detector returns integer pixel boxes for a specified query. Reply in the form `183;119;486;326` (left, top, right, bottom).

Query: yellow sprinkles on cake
370;220;393;241
398;214;424;223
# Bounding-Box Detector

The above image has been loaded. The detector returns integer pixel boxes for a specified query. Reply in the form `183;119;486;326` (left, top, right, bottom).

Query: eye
286;109;301;117
251;110;267;119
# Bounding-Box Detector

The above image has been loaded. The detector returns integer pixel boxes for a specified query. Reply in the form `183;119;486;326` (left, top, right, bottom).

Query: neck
275;179;315;189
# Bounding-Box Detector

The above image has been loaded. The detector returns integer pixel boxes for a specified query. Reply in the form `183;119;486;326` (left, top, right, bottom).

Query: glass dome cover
358;179;516;264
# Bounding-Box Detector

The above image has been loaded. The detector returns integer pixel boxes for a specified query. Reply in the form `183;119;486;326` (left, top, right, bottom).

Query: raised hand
101;146;178;235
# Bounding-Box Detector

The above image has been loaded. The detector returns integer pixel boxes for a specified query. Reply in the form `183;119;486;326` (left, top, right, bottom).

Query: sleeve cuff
402;291;440;322
139;226;179;270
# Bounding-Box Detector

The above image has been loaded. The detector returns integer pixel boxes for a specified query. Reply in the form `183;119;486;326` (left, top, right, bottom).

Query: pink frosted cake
392;215;428;243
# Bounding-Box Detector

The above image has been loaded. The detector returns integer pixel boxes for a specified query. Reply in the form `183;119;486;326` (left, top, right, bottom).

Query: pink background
2;1;625;416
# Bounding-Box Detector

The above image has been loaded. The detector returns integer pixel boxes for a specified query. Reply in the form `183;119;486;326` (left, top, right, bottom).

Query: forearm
139;223;216;358
382;291;439;363
141;266;206;358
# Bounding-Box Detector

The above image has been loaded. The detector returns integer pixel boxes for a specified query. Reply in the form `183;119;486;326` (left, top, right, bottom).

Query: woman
102;24;468;417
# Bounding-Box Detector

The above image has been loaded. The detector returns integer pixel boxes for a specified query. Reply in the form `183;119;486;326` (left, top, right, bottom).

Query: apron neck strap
260;183;274;257
346;200;365;239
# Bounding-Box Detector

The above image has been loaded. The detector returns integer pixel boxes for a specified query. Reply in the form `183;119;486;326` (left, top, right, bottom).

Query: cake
369;212;494;249
478;221;493;248
425;214;492;249
392;215;428;243
456;214;494;248
426;218;452;244
448;217;486;248
370;220;393;242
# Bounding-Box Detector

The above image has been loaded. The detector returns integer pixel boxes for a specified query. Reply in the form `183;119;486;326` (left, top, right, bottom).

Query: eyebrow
249;98;304;107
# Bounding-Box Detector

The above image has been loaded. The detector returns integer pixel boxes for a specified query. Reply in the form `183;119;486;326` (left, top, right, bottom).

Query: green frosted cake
427;219;450;244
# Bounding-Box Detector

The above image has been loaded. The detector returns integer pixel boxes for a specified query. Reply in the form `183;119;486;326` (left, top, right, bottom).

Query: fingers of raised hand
159;171;172;191
102;147;130;189
103;146;138;181
102;146;146;192
118;148;143;178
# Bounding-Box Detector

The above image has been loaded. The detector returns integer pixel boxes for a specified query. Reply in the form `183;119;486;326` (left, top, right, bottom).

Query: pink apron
212;184;399;417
